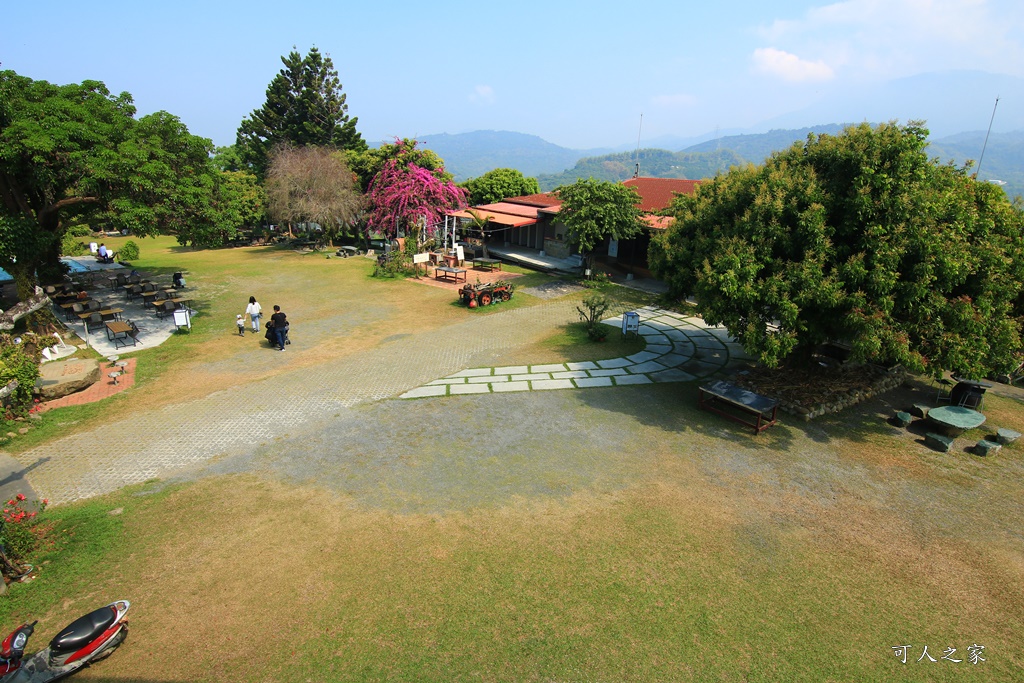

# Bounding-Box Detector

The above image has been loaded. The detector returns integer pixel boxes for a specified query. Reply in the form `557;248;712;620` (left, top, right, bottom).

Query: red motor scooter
0;600;129;682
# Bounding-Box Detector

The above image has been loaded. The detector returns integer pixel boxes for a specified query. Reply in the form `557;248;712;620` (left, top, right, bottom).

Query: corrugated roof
448;209;537;227
476;202;543;219
623;177;701;212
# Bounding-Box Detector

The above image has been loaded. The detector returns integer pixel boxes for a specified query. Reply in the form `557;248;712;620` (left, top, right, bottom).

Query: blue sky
3;0;1022;150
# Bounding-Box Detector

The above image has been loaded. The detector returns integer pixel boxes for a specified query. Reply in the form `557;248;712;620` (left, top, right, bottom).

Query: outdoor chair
69;302;87;321
125;285;142;302
155;300;176;319
933;377;953;403
86;312;104;331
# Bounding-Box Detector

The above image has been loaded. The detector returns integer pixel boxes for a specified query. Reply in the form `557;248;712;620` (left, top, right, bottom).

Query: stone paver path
400;306;752;398
12;302;750;506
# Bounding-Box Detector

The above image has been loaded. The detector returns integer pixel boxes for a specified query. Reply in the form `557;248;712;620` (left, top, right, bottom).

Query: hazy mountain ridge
417;131;611;181
422;127;1024;199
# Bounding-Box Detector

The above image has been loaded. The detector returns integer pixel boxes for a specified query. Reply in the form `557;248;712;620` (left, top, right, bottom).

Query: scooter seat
49;606;116;653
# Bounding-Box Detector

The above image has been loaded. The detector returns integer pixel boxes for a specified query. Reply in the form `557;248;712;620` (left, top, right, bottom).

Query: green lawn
0;236;1020;682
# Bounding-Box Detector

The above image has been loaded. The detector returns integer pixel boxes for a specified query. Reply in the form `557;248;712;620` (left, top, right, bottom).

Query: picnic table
472;257;501;271
698;379;779;434
105;321;135;348
434;266;467;283
928;405;986;435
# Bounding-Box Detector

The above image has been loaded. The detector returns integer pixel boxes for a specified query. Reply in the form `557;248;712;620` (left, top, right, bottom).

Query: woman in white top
245;296;262;333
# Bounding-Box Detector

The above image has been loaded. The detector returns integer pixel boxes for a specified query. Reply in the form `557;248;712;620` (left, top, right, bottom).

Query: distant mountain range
418;127;1024;200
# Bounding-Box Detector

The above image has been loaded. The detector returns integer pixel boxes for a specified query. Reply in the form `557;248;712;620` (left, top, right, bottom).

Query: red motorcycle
0;600;129;682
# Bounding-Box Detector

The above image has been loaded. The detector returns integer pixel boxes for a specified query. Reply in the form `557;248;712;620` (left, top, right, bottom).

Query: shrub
577;291;612;341
0;335;43;416
66;225;92;237
372;250;414;278
581;270;613;289
0;494;47;562
118;240;140;262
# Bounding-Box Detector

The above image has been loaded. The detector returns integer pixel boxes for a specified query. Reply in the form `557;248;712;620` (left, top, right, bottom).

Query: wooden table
928;405;985;434
472;257;501;271
105;321;135;348
698;380;779;434
434;266;466;283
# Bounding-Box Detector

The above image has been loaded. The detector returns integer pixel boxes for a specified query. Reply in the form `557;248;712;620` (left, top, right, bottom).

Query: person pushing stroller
265;305;290;350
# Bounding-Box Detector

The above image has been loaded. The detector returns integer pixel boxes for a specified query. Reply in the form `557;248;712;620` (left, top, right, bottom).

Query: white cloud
756;0;1024;80
752;48;835;82
468;85;496;105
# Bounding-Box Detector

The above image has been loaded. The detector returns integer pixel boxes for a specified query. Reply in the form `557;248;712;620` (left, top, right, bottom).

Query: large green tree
0;71;217;293
555;178;645;272
462;168;540;205
236;47;365;179
649;122;1024;377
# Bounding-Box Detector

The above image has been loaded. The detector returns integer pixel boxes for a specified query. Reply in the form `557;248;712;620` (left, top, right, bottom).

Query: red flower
16;494;26;501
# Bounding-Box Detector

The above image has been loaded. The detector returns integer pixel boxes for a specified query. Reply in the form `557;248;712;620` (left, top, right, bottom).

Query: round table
928;405;986;433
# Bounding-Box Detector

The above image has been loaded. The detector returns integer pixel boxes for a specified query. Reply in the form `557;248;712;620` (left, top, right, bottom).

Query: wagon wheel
478;293;492;306
497;291;509;302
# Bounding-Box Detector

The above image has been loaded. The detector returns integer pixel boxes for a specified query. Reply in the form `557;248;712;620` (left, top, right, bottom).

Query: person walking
270;305;287;351
246;296;262;333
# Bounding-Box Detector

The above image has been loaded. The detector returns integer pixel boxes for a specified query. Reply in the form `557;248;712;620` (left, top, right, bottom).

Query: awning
449;210;537;228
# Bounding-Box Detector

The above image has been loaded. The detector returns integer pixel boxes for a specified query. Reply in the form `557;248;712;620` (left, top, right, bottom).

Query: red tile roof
504;193;562;208
623;177;701;212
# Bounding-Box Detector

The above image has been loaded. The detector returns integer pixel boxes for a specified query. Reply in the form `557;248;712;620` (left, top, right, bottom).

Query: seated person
97;244;112;263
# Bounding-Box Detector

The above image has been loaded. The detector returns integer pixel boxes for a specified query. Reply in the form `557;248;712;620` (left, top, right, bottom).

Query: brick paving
12;296;750;506
10;299;575;503
39;358;137;411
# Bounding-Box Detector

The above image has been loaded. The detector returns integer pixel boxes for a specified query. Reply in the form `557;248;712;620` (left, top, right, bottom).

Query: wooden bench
472;257;501;271
698;380;779;434
434;266;466;283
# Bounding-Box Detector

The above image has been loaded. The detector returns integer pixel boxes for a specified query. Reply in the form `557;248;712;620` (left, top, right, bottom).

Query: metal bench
698;380;779;434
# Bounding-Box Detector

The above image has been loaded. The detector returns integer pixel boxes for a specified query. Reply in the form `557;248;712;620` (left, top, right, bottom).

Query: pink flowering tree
364;141;467;242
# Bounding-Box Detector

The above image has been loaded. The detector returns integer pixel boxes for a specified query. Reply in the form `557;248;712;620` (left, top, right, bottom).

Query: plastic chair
933;377;953;403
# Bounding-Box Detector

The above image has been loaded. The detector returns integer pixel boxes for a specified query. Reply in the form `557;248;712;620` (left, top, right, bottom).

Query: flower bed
730;363;906;421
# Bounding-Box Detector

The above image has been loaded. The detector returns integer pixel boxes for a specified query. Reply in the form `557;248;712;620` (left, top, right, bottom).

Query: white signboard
413;252;430;264
608;239;619;258
455;245;465;262
622;311;640;337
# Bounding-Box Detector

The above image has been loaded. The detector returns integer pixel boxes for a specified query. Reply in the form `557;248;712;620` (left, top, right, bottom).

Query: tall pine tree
236;47;365;178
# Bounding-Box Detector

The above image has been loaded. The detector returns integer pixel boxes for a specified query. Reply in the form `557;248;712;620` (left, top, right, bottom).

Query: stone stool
894;411;912;428
996;428;1021;445
925;432;954;453
975;439;1001;457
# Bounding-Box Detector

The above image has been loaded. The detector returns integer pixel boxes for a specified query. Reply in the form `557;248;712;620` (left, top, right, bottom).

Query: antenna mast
633;113;643;178
976;96;999;179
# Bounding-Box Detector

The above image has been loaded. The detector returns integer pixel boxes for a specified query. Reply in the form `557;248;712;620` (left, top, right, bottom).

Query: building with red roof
446;178;701;274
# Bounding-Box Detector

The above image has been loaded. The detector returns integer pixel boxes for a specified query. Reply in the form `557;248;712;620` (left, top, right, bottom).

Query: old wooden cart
459;280;515;307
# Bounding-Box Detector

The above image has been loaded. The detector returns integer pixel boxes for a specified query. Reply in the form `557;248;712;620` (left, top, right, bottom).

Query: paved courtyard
11;298;752;507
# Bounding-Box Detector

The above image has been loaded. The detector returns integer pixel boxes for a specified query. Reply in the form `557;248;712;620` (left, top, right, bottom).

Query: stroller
264;321;291;348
